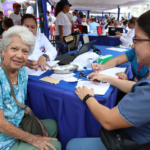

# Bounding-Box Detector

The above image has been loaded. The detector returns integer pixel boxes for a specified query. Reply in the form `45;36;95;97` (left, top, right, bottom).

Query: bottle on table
78;41;82;51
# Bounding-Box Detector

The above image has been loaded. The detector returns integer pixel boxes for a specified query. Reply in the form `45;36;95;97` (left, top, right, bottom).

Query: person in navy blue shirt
66;10;150;150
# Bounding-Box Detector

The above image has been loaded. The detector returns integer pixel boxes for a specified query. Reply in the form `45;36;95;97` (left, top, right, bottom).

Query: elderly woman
21;14;57;71
0;26;61;150
67;10;150;150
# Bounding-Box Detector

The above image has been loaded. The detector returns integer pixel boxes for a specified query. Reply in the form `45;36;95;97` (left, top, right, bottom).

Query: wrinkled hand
36;117;49;137
38;56;51;71
116;72;128;80
75;86;94;101
92;63;104;73
26;60;39;70
30;134;57;150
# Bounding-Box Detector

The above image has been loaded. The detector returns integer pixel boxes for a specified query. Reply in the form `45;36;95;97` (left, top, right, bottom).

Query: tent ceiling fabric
48;0;150;12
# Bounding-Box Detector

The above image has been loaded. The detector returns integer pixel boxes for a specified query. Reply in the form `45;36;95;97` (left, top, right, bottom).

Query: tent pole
87;10;90;18
128;12;130;20
109;13;110;17
42;0;49;38
117;5;120;21
102;12;104;21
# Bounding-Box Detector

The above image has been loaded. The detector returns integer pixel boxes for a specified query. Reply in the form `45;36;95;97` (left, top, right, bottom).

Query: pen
28;59;41;67
95;60;103;70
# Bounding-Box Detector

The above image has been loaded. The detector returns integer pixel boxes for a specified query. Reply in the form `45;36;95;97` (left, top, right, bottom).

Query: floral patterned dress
0;59;28;150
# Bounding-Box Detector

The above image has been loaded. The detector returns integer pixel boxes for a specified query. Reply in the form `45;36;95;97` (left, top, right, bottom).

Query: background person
23;0;34;15
76;11;84;25
115;17;137;48
54;0;72;54
66;11;150;150
0;11;4;36
72;11;77;23
9;3;22;25
0;26;61;150
88;18;99;31
21;14;57;71
0;18;14;39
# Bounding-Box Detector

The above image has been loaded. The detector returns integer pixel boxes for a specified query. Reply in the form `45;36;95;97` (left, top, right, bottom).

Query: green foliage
1;0;6;3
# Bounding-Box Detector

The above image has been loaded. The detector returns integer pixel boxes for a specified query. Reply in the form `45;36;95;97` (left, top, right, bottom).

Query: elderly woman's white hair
0;26;36;58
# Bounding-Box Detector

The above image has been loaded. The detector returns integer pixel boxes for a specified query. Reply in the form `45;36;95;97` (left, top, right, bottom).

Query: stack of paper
50;73;75;80
26;60;59;76
76;81;110;95
99;67;126;78
106;47;127;52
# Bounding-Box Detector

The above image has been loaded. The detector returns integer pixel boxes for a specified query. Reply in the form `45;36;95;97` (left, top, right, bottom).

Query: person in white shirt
21;14;57;71
72;11;77;23
55;0;72;54
9;3;22;25
23;0;34;15
66;12;74;27
115;17;137;48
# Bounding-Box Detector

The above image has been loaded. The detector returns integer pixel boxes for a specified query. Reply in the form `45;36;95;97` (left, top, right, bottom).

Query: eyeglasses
133;38;150;44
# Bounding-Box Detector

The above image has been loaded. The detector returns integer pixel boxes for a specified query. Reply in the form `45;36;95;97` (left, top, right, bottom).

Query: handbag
63;35;74;44
0;63;43;136
100;127;150;150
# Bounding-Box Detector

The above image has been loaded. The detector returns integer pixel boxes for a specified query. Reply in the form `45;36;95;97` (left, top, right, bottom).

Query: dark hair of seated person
79;11;83;18
105;21;112;29
128;17;137;25
0;11;3;15
55;2;65;17
137;10;150;38
21;14;37;25
123;20;128;26
3;18;14;28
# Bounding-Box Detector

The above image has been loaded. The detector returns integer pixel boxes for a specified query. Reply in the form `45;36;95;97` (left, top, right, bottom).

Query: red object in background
50;26;55;40
72;25;83;33
97;26;103;35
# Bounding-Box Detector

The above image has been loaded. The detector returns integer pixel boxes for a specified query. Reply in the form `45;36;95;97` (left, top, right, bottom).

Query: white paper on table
47;60;59;68
76;81;110;95
26;67;47;76
26;61;59;76
64;76;82;82
50;73;75;80
106;47;127;52
99;67;126;78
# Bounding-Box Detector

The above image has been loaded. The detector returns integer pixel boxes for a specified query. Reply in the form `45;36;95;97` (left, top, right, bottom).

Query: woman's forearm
0;118;33;144
58;25;63;37
103;53;128;70
106;76;135;93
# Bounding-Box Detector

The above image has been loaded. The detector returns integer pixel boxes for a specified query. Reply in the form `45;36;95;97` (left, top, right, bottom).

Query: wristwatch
83;94;94;104
43;54;49;61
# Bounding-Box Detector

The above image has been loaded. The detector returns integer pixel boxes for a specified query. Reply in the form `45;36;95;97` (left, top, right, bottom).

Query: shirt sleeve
57;13;65;26
125;49;135;62
117;81;150;127
24;67;28;100
0;84;3;109
42;34;57;61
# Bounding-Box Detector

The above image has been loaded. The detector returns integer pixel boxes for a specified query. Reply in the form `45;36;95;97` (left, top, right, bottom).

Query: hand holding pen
91;60;104;73
27;59;40;71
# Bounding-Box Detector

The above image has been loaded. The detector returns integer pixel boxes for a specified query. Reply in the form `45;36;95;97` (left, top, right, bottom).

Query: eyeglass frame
133;38;150;44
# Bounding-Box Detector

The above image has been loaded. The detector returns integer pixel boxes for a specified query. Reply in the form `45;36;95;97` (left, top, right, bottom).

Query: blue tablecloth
26;46;132;150
79;32;121;46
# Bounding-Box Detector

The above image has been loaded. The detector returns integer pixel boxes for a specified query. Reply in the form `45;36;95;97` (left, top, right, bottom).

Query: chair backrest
50;40;69;55
97;26;103;35
83;35;89;44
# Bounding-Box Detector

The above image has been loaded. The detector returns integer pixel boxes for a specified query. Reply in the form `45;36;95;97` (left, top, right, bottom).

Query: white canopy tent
48;0;150;12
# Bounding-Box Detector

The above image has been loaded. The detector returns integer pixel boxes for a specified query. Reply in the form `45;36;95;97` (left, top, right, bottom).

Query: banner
2;0;16;15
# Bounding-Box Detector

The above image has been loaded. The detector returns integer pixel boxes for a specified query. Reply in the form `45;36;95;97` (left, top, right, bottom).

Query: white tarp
48;0;150;12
